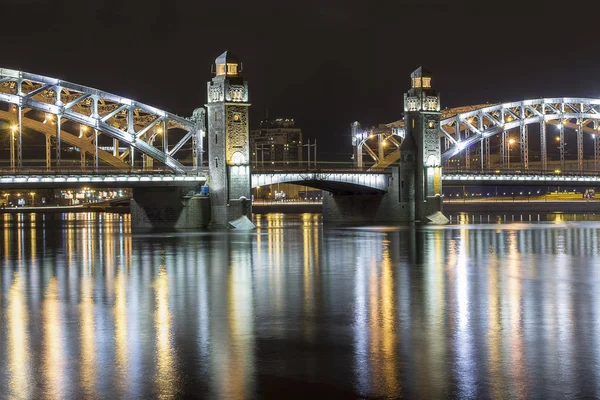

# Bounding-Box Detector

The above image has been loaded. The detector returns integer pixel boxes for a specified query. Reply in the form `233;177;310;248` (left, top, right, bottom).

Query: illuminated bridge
353;98;600;172
2;62;600;227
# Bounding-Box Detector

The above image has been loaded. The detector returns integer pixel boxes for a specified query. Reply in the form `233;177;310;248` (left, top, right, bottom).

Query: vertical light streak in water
378;237;398;394
7;273;31;399
79;271;96;397
42;278;65;399
114;268;129;394
225;252;255;400
486;250;503;399
423;230;447;396
303;214;314;319
505;231;526;398
554;230;574;393
267;214;284;316
17;214;23;262
353;234;369;394
154;265;175;397
30;214;36;264
454;228;476;398
3;214;10;263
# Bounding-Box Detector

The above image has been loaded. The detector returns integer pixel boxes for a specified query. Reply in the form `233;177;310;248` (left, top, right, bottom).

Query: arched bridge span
0;68;205;173
354;98;600;171
252;172;389;194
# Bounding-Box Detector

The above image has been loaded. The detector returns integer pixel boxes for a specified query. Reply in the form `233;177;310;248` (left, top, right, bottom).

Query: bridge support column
206;51;254;229
322;167;414;223
326;68;447;224
595;124;600;171
577;120;583;172
398;67;446;223
130;187;211;230
520;124;529;169
45;134;51;171
540;122;547;171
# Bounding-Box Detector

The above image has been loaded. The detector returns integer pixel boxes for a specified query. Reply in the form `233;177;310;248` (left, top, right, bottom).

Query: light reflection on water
1;212;600;398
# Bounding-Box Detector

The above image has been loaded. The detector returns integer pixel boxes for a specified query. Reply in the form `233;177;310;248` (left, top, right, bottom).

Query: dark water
1;213;600;399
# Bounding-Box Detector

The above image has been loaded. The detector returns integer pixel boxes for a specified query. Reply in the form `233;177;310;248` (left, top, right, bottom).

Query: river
1;212;599;399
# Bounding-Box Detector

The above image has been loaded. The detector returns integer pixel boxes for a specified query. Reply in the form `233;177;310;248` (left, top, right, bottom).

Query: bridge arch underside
252;174;389;194
357;98;600;171
0;68;205;173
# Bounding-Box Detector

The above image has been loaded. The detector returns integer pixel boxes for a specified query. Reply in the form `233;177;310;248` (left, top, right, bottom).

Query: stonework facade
206;51;253;227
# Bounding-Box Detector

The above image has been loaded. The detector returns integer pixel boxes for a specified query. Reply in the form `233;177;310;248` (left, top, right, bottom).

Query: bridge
2;58;599;227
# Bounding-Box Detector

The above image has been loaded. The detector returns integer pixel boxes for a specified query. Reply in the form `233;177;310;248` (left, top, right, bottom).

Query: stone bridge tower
399;67;447;223
207;51;253;228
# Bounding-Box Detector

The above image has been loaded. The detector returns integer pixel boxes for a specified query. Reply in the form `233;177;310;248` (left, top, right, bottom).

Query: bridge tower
399;67;447;223
206;51;254;228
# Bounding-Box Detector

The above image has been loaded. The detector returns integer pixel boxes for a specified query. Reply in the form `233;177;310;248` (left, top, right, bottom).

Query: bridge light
156;127;164;134
10;125;17;133
555;136;560;142
508;138;516;145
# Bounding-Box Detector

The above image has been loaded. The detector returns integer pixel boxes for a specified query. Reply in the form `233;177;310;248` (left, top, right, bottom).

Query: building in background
250;118;318;200
250;118;303;166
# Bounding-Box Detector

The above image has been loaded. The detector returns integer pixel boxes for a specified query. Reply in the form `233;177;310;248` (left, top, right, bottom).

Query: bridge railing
0;166;208;176
443;168;600;176
251;161;390;174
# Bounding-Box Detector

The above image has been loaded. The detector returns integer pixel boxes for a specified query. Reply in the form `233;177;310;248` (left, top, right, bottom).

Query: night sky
3;0;599;161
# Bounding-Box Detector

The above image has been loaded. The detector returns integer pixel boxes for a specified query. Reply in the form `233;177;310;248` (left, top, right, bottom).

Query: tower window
216;64;226;76
412;119;415;128
422;77;431;88
214;111;218;121
412;77;421;88
215;133;218;144
227;63;238;75
215;157;219;168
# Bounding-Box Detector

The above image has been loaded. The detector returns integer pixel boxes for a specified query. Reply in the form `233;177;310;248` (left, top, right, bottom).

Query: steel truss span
353;98;600;171
0;68;206;173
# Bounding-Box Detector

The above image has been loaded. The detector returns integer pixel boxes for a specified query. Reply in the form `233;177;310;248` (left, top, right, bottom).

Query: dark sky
2;0;599;161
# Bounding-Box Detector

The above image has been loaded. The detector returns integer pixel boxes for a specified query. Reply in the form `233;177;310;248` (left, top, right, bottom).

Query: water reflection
7;272;31;399
0;213;600;398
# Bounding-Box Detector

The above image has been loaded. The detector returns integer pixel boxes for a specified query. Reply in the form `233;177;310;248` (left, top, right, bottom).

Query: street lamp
507;138;516;169
9;124;18;169
29;192;35;206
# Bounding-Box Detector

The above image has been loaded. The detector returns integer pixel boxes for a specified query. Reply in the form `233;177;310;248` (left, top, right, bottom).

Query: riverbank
0;205;130;214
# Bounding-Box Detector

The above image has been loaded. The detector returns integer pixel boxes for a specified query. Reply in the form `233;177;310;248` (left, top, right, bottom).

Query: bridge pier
322;167;414;223
130;187;211;230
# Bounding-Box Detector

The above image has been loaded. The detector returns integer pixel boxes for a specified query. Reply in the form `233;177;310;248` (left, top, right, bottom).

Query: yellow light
10;125;18;132
157;127;164;134
81;125;88;132
554;169;561;174
555;136;560;142
506;116;513;122
508;139;516;145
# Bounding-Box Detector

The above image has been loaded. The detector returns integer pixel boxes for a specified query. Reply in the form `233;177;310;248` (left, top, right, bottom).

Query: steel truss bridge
353;99;600;172
0;68;205;174
1;68;599;194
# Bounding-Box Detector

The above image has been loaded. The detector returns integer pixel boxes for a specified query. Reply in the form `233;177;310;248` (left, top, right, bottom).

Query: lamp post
29;192;35;207
10;124;17;170
507;138;516;169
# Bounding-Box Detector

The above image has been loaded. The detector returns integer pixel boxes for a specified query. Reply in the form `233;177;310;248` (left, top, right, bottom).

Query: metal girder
0;67;201;173
441;98;600;162
577;120;583;171
520;124;529;169
540;122;547;171
559;123;565;170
